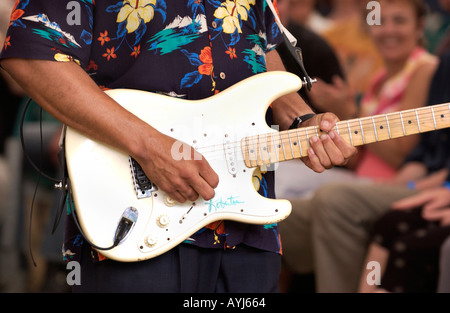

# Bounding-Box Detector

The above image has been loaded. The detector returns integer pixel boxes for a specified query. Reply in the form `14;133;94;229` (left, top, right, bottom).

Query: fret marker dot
380;126;384;130
354;131;358;135
441;115;445;118
408;121;412;124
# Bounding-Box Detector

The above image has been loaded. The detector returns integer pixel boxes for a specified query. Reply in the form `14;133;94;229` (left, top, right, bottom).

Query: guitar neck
242;102;450;168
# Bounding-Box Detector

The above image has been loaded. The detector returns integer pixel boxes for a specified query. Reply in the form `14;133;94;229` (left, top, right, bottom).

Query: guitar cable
19;98;119;266
19;98;61;267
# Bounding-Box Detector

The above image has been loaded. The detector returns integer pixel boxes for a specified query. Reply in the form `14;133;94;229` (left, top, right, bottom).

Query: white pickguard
65;71;302;262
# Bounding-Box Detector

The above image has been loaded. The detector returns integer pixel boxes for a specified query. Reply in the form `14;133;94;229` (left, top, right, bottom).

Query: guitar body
65;71;301;262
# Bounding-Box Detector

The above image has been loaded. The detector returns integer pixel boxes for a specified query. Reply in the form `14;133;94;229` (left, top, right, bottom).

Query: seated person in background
279;0;439;292
358;46;450;294
438;233;450;293
359;183;450;293
276;0;356;121
320;0;384;102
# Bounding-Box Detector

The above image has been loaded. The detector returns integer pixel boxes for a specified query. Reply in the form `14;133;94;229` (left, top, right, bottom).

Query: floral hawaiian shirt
1;0;283;262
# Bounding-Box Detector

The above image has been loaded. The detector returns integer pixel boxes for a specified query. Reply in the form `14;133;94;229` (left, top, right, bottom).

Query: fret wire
385;114;392;139
271;132;280;164
399;112;406;136
315;127;319;137
251;136;259;165
258;134;266;165
347;121;354;146
296;129;303;157
431;107;437;130
335;123;340;134
372;117;378;141
305;128;310;148
415;110;422;133
359;119;365;144
245;137;254;167
279;132;287;161
267;133;274;164
287;131;295;159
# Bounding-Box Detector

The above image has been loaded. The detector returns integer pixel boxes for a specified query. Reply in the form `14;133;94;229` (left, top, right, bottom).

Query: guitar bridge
129;157;157;199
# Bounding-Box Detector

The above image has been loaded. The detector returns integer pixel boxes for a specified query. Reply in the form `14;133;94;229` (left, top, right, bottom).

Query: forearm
1;58;157;161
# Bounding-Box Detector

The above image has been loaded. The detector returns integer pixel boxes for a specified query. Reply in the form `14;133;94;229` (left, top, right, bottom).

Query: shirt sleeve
1;0;94;69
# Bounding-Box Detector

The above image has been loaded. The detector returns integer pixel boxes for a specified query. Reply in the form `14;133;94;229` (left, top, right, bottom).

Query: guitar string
191;108;450;162
195;115;449;161
194;107;449;152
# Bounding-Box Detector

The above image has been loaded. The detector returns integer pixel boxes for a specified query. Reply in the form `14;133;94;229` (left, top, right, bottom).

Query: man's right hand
133;132;219;203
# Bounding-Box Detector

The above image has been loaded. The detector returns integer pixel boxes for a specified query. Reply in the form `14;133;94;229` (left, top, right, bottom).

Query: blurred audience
276;0;356;120
288;0;334;33
438;234;450;292
320;0;384;103
0;0;67;293
0;0;23;228
278;0;439;293
358;26;450;293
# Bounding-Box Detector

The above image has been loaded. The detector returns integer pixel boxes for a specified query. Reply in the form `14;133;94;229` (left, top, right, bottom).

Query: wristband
289;113;316;130
407;181;416;190
444;181;450;191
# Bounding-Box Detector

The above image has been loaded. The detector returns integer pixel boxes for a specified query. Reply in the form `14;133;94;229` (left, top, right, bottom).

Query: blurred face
277;0;289;25
288;0;315;25
369;0;424;64
439;0;450;12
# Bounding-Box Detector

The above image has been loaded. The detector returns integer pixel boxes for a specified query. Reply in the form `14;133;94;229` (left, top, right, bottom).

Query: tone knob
157;215;170;228
145;235;158;247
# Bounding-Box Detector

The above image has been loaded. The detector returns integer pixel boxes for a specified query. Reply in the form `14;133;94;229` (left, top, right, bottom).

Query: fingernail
321;120;330;130
310;136;319;143
329;130;335;139
308;148;315;156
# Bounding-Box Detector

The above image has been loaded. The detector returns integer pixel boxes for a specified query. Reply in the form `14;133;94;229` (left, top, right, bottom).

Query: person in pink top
355;46;438;179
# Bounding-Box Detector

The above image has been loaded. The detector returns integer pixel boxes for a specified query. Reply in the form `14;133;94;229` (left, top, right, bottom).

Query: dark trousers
73;243;281;293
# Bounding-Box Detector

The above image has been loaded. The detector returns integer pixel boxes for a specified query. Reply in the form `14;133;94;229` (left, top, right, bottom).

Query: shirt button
212;21;217;28
220;72;226;80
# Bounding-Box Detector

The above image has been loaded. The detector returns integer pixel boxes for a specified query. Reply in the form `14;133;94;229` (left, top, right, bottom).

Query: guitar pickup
129;156;158;199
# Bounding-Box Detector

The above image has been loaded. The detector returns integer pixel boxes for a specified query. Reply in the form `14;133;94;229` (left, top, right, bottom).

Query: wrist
289;113;316;130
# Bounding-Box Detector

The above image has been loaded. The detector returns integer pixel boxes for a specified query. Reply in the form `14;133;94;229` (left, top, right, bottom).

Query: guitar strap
266;0;314;91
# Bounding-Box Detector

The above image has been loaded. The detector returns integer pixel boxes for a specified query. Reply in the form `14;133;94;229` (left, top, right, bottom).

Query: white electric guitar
65;71;450;262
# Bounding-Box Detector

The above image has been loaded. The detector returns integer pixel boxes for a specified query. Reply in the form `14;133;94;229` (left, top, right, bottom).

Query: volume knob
164;195;177;207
